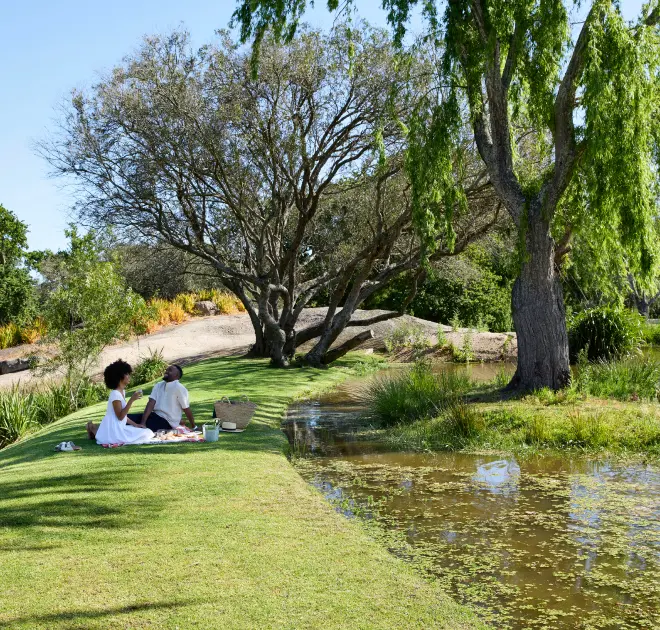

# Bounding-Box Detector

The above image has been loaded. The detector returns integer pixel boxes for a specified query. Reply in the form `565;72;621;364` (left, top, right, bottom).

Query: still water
283;368;660;629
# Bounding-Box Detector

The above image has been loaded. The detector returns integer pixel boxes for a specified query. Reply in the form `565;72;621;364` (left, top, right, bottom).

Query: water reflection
284;374;660;630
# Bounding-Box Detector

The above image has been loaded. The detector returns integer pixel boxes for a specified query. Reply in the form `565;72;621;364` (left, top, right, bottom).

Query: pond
283;366;660;630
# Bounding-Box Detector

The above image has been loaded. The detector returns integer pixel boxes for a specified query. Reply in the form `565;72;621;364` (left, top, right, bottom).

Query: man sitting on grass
129;364;196;432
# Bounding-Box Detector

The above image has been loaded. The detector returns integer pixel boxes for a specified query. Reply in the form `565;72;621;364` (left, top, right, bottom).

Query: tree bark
508;206;571;391
321;330;375;365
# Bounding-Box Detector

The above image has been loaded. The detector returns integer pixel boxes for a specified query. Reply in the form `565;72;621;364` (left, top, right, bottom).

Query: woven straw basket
213;396;257;430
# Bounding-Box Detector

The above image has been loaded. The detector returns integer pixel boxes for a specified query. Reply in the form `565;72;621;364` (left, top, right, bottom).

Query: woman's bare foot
86;422;97;440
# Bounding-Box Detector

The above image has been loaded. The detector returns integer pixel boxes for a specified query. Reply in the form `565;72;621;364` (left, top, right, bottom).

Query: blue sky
0;0;646;252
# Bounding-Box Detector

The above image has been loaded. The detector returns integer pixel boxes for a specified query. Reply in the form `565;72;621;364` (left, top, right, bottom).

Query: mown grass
0;354;483;630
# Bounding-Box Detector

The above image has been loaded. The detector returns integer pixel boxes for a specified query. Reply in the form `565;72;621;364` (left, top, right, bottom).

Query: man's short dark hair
104;359;133;389
173;364;183;379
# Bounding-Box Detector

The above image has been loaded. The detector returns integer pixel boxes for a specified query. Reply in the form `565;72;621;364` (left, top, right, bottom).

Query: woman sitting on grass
86;360;154;445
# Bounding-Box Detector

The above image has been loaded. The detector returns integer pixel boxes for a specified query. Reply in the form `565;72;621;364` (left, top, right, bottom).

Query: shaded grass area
0;355;482;630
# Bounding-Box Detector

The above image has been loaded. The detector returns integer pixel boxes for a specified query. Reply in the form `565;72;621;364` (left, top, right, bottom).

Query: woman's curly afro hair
104;359;133;389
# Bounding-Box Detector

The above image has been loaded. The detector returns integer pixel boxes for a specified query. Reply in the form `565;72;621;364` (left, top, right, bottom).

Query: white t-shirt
149;380;190;428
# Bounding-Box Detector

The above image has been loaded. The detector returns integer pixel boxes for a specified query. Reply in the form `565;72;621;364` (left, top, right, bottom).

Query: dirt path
0;308;517;389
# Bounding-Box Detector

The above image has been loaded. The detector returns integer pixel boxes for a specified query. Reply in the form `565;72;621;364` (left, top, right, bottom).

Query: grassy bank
372;359;660;457
386;394;660;457
0;355;482;630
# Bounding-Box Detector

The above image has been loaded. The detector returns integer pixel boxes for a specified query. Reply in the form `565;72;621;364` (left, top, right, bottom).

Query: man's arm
141;398;156;426
183;407;195;429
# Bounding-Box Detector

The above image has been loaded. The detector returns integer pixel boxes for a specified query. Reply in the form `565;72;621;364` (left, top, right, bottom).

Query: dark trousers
127;412;172;432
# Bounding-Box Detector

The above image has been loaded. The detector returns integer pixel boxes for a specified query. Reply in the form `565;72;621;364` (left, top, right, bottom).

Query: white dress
95;390;154;445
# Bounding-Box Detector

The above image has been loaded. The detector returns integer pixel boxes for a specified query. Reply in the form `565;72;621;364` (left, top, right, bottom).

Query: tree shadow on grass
0;599;203;629
0;468;166;531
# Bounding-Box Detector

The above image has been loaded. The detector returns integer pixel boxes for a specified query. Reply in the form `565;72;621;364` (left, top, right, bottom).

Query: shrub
642;322;660;346
366;363;473;426
132;348;168;386
0;323;22;349
568;306;644;362
174;292;198;314
445;401;483;438
451;331;475;363
20;318;47;344
0;387;38;448
149;298;172;326
383;322;431;354
436;325;447;348
199;288;244;314
1;379;106;449
166;302;187;324
574;357;660;401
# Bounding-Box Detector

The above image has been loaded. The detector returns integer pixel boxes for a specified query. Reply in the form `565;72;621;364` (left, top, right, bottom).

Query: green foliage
0;387;38;448
383;321;431;354
493;367;511;389
574;357;660;402
366;362;473;426
368;244;514;332
41;227;147;402
0;205;37;326
642;322;660;346
0;378;107;449
436;325;447;347
131;348;168;386
451;331;475;363
568;306;644;362
580;4;660;278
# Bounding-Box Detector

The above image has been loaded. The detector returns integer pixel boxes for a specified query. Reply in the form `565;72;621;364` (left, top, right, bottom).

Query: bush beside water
366;363;472;426
568;306;644;362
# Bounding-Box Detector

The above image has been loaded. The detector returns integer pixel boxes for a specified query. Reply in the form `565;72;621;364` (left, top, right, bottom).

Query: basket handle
219;396;231;404
239;395;250;402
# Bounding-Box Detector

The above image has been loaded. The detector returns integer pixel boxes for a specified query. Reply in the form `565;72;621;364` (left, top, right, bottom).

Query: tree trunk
509;208;571;391
322;330;375;364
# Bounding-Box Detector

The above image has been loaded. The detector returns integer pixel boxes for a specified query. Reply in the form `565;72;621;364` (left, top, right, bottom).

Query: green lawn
0;355;483;629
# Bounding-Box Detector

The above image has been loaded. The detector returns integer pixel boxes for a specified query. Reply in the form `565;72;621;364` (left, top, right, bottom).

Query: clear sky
0;0;646;252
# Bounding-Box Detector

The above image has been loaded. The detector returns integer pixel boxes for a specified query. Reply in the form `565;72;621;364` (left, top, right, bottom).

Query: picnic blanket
101;432;206;447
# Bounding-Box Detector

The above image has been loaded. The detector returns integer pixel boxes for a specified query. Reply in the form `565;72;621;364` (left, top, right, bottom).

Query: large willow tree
234;0;660;390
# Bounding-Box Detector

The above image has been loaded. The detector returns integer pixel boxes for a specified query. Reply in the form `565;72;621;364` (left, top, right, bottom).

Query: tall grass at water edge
365;363;473;427
374;356;660;454
574;355;660;401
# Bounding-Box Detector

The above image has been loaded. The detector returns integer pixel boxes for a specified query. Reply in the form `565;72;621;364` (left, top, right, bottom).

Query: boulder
0;358;31;375
194;300;218;316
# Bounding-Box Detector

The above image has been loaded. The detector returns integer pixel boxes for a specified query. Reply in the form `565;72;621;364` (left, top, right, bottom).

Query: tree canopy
233;0;660;389
42;25;501;366
0;204;37;326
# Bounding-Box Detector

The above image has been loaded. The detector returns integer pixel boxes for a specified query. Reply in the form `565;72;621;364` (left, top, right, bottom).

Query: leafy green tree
42;26;500;367
233;1;660;390
41;228;146;404
0;205;37;326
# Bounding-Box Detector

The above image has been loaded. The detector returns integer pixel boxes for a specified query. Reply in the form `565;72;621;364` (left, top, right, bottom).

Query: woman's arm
112;391;143;421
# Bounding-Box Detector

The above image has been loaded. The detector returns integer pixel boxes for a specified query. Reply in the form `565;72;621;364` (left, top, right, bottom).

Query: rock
0;358;31;375
194;300;218;316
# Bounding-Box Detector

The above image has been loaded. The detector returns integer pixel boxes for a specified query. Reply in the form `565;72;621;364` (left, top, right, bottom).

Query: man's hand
183;407;195;430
